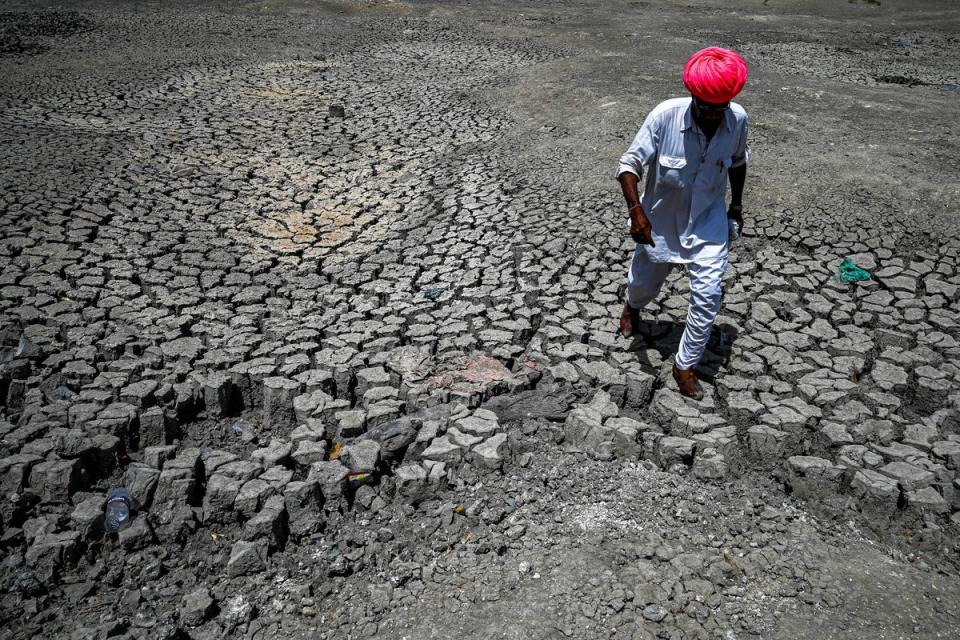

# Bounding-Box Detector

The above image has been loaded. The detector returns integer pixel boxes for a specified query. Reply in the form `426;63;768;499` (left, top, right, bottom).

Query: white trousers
626;247;728;370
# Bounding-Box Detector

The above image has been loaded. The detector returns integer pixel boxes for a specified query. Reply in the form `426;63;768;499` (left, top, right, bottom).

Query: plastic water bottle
105;487;132;533
728;219;740;242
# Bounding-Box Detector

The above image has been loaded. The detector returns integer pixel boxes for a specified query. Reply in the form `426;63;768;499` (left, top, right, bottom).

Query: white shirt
617;97;750;264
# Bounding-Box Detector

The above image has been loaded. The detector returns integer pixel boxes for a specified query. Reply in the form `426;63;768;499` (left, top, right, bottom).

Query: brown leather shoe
672;363;704;401
618;303;641;338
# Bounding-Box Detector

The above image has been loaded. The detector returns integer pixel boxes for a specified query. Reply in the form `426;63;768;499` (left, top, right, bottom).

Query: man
616;47;749;401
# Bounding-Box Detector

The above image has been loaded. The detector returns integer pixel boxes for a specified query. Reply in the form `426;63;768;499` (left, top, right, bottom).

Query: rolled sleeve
730;117;750;168
616;110;660;179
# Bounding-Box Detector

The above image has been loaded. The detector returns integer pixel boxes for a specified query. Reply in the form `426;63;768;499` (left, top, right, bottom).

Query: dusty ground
2;0;960;638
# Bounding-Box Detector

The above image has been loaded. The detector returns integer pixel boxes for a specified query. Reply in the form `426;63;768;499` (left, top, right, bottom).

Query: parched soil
1;1;960;639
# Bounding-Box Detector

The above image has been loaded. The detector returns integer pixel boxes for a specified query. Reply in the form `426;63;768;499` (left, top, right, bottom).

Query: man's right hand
629;204;655;247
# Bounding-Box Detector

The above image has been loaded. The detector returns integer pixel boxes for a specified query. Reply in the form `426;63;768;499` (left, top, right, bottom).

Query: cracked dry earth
2;1;960;639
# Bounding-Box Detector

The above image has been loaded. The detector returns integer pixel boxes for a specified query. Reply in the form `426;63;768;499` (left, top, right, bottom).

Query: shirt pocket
712;155;732;190
658;154;688;189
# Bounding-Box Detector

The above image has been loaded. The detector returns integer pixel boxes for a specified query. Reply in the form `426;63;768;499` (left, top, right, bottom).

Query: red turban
682;47;748;104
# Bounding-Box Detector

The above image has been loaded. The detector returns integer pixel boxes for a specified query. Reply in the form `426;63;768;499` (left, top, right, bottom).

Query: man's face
692;96;729;126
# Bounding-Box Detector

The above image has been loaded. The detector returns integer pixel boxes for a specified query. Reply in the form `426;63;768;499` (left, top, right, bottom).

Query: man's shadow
626;319;739;383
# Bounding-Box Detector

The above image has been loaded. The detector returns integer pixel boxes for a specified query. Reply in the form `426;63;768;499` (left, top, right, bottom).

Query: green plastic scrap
836;257;871;283
422;287;443;300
